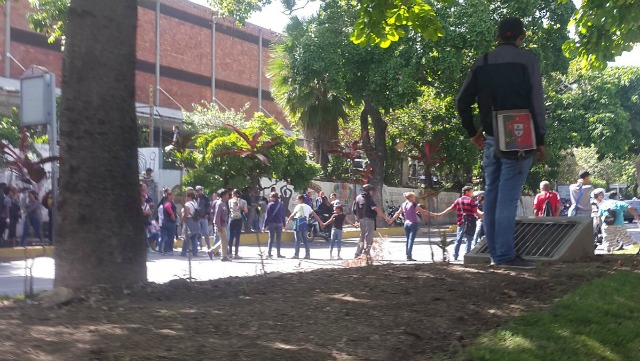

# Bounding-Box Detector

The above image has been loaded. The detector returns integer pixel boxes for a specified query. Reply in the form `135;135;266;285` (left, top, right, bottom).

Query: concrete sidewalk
1;233;458;297
1;226;452;262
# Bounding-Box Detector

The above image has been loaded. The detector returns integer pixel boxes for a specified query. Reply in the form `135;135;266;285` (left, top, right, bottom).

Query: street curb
0;227;437;261
0;246;54;262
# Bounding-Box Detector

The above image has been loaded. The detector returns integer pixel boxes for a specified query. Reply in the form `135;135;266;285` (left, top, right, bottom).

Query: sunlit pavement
0;232;452;297
2;223;639;297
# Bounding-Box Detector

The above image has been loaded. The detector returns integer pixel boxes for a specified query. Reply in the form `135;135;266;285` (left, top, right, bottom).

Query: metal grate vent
465;217;594;264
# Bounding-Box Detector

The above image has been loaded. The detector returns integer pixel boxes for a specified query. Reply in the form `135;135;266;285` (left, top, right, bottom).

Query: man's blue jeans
197;218;211;248
294;226;310;257
20;215;42;246
330;228;343;251
161;220;176;254
267;223;283;256
453;225;474;260
228;218;243;255
404;221;419;258
473;220;484;246
482;136;533;264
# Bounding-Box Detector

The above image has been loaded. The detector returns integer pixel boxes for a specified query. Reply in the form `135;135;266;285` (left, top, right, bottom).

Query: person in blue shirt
598;192;639;254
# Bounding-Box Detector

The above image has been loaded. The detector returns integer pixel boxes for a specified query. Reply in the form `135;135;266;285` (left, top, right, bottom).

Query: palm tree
268;17;347;172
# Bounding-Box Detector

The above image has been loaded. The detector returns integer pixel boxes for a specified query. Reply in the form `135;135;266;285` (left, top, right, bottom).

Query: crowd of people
0;182;53;247
138;176;385;262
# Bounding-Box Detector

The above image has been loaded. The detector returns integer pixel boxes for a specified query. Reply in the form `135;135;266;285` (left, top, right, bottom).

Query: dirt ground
0;256;638;361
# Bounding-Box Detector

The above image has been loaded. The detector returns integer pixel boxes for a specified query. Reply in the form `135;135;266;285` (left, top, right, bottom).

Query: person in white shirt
569;170;594;217
180;191;200;257
286;195;323;259
228;189;248;259
330;193;342;207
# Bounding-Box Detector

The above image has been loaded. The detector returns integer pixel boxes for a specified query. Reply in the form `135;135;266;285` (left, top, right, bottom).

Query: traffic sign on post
20;73;56;126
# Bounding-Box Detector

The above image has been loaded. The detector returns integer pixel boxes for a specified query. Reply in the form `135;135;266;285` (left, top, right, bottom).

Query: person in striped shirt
434;186;483;261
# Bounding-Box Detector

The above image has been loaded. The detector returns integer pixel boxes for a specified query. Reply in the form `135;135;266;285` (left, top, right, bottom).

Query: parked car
623;200;640;223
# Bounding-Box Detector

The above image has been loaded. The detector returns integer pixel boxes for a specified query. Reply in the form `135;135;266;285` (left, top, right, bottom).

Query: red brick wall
0;0;288;127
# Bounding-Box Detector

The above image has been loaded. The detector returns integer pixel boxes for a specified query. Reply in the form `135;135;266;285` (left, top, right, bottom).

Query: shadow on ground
0;256;635;360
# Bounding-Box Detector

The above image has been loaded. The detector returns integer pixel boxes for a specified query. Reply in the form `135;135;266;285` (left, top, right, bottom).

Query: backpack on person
541;196;554;217
353;193;376;219
603;208;617;226
568;186;584;217
462;214;477;236
189;200;202;221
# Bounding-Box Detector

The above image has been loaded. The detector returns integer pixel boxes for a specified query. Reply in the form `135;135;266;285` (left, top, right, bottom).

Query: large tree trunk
56;0;146;289
360;100;387;215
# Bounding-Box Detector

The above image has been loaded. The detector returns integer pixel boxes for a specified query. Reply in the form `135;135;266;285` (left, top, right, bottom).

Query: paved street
2;223;640;297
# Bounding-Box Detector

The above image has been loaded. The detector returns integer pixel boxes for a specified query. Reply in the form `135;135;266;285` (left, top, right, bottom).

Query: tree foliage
212;0;447;48
27;0;68;44
183;102;247;134
563;0;640;69
547;64;640;159
21;0;640;68
183;114;319;191
0;109;21;147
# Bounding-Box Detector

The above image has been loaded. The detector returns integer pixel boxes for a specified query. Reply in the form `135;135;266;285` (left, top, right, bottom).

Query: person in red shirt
533;181;561;217
434;186;483;261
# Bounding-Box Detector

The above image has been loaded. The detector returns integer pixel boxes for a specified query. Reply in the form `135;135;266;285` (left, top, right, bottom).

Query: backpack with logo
603;208;617;226
483;53;537;160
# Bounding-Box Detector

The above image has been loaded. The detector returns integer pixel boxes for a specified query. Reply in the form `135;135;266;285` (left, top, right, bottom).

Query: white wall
259;178;534;225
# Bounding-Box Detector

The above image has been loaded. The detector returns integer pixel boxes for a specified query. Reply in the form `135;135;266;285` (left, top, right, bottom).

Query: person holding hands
262;192;287;258
389;192;432;261
432;186;483;261
285;195;323;259
322;205;357;260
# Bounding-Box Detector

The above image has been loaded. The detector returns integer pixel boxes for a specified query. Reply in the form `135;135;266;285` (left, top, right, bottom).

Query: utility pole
211;15;216;102
258;29;262;111
4;0;11;77
155;0;161;147
149;85;154;146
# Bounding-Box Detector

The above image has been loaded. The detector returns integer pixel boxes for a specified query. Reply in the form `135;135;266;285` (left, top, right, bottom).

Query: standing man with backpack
456;17;546;269
533;181;561;217
598;191;640;254
569;170;594;217
352;184;390;258
195;186;211;250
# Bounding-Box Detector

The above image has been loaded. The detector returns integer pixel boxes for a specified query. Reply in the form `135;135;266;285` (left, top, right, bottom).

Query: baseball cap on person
362;184;374;192
579;170;591;179
195;185;204;191
497;17;525;42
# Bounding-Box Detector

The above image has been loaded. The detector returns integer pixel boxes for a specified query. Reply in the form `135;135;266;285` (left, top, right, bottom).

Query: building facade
0;0;287;146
